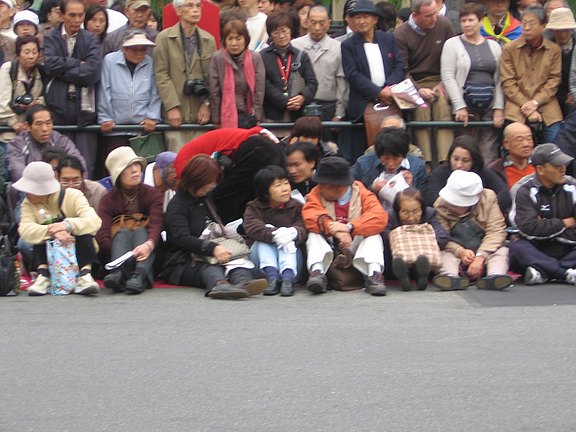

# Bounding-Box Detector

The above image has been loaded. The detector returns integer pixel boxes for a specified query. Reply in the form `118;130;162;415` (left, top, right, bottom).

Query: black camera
183;79;210;99
11;94;33;114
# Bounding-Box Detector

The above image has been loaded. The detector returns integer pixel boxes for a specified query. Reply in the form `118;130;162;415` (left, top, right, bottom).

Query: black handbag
0;234;19;296
463;85;494;111
450;216;485;252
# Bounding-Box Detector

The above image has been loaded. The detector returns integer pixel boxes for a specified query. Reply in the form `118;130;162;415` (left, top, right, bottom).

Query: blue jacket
352;152;427;193
98;50;162;126
341;30;406;122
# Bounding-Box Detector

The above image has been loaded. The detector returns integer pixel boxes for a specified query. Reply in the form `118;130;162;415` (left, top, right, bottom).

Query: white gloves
272;227;298;247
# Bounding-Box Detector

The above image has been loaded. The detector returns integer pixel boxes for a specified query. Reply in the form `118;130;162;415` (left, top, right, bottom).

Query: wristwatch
347;223;354;233
475;252;484;258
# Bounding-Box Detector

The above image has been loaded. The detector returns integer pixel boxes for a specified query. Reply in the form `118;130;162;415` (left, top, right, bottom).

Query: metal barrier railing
0;120;496;164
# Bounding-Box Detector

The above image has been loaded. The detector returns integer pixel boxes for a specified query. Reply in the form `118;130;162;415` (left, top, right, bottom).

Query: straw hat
12;161;60;196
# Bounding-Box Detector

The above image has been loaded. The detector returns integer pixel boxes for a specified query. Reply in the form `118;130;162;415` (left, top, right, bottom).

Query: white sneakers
565;268;576;285
524;266;548;285
27;274;51;296
28;273;100;296
74;273;100;295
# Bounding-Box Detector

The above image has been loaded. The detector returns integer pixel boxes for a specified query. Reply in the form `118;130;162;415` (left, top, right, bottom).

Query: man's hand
197;103;210;124
378;87;393;104
418;87;436;102
166;107;183;127
520;100;538;117
334;231;352;249
287;95;305;111
563;217;576;229
455;108;469;127
11;121;26;134
401;170;413;186
100;121;115;134
527;111;542;123
432;82;448;99
467;256;485;279
141;119;157;133
213;245;231;264
328;221;350;236
371;178;387;193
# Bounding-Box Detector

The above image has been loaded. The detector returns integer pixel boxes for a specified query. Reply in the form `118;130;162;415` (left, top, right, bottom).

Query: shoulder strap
10;60;18;100
203;197;225;231
58;187;66;218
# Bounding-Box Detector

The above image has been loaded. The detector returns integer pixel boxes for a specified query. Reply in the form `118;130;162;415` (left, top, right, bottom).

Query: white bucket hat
439;170;483;207
12;161;60;195
105;146;147;186
122;33;156;48
547;8;576;30
13;10;39;29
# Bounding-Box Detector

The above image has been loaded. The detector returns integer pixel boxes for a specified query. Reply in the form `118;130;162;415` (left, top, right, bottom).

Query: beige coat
500;36;562;126
19;188;102;245
434;189;507;260
153;25;216;123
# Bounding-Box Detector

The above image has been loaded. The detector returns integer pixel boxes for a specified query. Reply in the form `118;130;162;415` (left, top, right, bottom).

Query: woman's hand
287;95;305;111
47;221;68;237
133;241;154;262
467;256;485;279
213;245;231;264
458;248;475;266
492;109;504;128
455;108;469;126
53;230;72;243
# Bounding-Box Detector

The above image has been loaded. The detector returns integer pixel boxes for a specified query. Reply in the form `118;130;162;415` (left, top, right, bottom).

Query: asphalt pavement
2;282;576;432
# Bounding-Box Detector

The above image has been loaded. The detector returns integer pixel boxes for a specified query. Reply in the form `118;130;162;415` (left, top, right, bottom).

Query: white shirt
246;12;268;52
364;43;385;86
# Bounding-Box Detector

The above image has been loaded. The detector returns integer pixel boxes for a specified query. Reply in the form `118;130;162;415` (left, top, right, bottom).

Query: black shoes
365;271;387;296
264;279;280;296
207;281;249;299
476;274;513;290
392;257;412;291
104;269;126;293
307;270;328;294
125;271;148;295
414;255;430;291
280;279;294;297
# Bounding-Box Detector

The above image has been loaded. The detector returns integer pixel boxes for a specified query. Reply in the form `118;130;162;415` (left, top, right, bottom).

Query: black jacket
511;174;576;257
260;44;318;121
43;24;102;126
163;191;219;284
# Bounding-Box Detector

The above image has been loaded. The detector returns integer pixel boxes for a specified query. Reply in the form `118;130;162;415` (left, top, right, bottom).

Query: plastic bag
47;239;79;295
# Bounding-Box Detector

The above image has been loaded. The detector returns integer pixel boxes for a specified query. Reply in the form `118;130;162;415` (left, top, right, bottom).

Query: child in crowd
243;166;307;296
383;188;449;291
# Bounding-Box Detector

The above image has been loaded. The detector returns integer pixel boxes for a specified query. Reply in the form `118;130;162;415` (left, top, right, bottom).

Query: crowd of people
2;0;576;298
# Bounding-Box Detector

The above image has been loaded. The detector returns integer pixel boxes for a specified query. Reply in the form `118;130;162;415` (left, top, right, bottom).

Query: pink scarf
221;49;256;128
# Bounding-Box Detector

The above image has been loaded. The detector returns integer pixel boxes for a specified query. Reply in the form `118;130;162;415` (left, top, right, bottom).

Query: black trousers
509;239;576;280
179;263;256;292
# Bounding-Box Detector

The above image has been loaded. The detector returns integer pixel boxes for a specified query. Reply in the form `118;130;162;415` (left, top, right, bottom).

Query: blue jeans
542;121;562;143
252;241;299;277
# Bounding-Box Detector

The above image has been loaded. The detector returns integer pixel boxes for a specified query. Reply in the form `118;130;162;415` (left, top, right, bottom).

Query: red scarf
221;49;256;128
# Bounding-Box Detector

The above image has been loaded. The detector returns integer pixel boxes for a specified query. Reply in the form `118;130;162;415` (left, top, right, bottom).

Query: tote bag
388;223;442;270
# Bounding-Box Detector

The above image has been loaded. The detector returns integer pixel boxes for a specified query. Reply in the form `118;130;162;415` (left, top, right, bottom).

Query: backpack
0;234;19;296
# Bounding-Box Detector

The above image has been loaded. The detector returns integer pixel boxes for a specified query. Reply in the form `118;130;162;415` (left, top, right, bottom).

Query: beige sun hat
12;161;60;196
122;33;156;48
547;8;576;30
105;147;147;186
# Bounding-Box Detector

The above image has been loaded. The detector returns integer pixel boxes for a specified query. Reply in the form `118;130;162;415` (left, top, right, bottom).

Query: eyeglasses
399;209;422;217
60;180;82;187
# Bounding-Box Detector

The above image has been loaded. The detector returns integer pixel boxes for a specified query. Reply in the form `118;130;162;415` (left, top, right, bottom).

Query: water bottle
38;208;54;225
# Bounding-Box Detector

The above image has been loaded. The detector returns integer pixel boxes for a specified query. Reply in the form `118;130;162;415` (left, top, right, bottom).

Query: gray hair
544;0;569;10
411;0;436;13
173;0;185;8
122;28;147;44
309;4;329;17
522;5;547;24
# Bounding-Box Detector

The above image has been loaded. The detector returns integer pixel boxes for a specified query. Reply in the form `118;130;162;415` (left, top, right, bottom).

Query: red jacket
302;181;388;237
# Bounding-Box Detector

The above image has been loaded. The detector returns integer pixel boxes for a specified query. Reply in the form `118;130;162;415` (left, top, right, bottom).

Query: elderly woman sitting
433;170;512;291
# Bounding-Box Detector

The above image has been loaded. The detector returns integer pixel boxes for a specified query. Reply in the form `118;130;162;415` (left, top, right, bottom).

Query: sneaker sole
477;275;513;290
244;279;267;296
27;289;47;296
75;285;100;296
414;256;431;291
433;276;469;291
